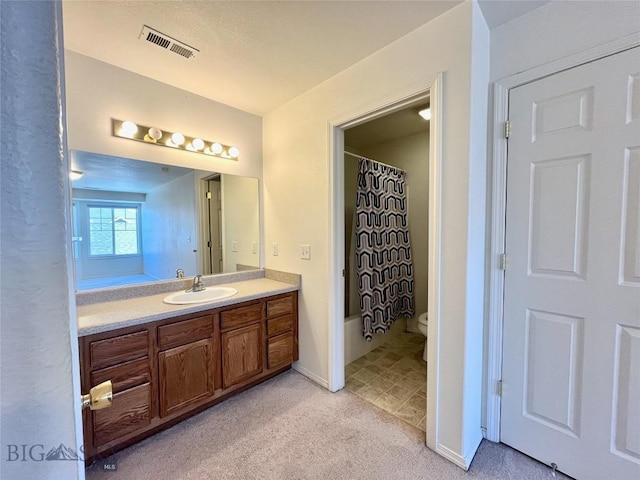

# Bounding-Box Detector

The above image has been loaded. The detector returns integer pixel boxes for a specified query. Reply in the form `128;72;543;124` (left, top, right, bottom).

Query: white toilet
417;312;428;362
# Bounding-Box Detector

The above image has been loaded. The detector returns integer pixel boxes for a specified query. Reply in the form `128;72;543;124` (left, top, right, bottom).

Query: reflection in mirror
70;151;260;291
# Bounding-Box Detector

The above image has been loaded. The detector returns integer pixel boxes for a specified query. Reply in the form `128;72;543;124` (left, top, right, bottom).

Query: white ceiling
71;150;194;193
62;1;462;116
345;102;430;150
62;1;549;118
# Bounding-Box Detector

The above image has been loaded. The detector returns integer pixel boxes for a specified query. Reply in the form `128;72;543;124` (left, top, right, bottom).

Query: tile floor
345;332;427;431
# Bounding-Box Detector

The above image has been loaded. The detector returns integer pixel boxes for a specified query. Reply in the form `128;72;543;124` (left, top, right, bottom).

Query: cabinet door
221;323;263;389
159;338;214;417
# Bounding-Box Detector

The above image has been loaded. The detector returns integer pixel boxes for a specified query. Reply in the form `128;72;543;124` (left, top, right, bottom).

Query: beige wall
221;175;260;272
264;1;489;465
64;51;263;180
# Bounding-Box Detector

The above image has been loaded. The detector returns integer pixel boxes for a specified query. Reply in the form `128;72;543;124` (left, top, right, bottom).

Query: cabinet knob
81;380;113;410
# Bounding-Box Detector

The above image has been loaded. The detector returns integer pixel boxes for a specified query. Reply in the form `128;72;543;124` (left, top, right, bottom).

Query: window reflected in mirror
70;151;260;291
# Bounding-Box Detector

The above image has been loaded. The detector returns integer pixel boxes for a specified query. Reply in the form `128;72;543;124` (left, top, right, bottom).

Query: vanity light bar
111;119;239;160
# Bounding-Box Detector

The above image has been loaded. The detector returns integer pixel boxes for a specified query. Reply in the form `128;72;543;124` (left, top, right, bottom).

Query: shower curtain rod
344;151;405;173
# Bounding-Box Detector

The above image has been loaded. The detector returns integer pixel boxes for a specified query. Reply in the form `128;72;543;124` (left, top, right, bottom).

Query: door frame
485;33;640;443
328;72;443;451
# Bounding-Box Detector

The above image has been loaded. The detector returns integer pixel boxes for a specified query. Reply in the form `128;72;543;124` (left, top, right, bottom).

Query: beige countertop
77;277;298;337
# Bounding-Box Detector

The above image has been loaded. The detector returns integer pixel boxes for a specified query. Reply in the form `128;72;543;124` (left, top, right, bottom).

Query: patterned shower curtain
355;158;415;341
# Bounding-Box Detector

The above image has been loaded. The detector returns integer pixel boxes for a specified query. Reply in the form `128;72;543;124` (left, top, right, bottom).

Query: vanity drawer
93;382;151;447
221;303;263;330
90;331;149;369
267;314;293;337
267;296;293;317
91;357;150;394
158;315;213;350
267;332;293;370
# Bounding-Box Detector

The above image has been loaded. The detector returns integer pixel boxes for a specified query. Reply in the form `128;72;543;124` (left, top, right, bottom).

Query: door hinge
497;380;503;396
206;191;212;200
504;121;511;139
499;253;507;270
342;269;345;278
207;240;211;248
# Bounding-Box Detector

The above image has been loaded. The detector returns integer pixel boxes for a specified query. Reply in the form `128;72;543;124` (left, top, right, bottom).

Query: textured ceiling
62;1;549;118
62;1;461;115
71;151;194;193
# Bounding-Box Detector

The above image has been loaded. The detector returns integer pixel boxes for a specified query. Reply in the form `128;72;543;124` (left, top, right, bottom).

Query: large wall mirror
70;150;260;291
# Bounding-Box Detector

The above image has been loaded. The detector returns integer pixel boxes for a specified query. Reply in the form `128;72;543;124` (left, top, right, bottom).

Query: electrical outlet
272;242;279;256
252;242;257;254
232;241;238;252
300;244;311;260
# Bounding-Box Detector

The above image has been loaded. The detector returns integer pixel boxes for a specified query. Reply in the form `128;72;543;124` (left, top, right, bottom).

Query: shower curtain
355;158;415;340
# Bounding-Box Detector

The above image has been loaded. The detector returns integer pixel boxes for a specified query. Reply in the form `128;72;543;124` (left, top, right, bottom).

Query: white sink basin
163;286;238;305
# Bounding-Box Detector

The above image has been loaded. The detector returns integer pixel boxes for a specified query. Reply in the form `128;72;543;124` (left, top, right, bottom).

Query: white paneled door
502;47;640;480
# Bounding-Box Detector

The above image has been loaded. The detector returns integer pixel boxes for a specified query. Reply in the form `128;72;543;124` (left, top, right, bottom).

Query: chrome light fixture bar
111;119;240;160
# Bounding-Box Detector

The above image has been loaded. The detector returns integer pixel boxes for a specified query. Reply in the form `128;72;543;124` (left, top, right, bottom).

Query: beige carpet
86;370;568;479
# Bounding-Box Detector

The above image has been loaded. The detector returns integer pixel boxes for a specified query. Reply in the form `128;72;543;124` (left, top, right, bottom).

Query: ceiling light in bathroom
418;108;431;121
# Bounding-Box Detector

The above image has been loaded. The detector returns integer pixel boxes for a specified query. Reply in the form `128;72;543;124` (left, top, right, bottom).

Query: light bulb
69;170;84;180
418;108;431;121
171;132;185;146
120;121;138;137
192;138;205;151
148;127;163;140
211;143;223;154
229;146;240;158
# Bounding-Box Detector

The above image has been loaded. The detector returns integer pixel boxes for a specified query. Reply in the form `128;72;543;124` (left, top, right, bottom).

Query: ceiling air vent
139;25;198;59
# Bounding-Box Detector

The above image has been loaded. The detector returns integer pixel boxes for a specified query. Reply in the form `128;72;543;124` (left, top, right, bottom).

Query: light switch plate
252;242;257;254
272;242;279;256
232;241;238;252
300;244;311;260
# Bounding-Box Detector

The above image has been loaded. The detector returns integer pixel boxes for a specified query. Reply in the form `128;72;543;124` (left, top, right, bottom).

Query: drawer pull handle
81;380;113;410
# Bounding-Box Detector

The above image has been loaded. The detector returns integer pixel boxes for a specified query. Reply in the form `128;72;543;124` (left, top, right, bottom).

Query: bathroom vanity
77;273;298;463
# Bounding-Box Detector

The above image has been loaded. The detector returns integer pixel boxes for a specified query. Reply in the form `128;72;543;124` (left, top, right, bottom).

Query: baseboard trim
464;429;484;469
436;429;483;471
292;363;329;390
436;443;468;470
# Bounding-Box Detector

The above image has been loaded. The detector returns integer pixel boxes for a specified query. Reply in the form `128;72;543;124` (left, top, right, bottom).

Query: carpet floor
86;370;568;480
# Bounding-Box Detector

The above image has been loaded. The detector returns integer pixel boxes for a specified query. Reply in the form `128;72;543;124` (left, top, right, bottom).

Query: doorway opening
328;72;443;449
342;102;430;432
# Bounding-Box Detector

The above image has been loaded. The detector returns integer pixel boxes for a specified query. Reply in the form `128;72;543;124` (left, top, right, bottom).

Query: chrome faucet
187;274;206;293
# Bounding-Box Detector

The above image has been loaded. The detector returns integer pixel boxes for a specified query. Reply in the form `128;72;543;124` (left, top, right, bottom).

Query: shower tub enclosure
344;314;405;365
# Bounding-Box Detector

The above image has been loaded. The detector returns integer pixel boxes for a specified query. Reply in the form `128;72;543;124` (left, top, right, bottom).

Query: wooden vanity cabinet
79;291;297;464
